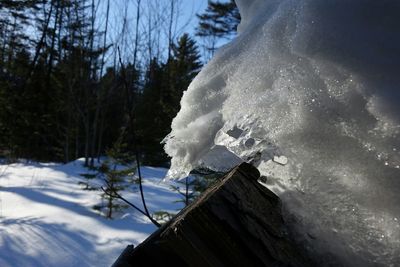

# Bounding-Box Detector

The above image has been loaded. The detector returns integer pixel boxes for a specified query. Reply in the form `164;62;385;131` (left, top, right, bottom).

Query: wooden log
112;162;311;267
111;245;134;267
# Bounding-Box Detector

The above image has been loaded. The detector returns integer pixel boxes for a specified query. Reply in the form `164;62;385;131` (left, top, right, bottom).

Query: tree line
0;0;239;167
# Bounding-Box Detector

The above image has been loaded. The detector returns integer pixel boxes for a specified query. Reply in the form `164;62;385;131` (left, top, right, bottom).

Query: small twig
101;186;161;227
117;47;157;227
135;152;154;222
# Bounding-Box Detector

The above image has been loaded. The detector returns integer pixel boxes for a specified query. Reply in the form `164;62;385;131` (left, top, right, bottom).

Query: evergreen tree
98;139;136;219
137;58;168;165
0;1;39;158
78;173;97;190
170;177;197;207
0;0;201;166
196;0;240;58
167;34;202;116
0;0;38;73
137;34;202;166
0;0;107;162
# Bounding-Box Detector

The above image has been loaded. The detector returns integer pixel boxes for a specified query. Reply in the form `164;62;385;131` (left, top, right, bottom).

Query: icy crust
163;0;400;266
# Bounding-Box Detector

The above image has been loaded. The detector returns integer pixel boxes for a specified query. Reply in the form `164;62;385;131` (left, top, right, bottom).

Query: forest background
0;0;239;167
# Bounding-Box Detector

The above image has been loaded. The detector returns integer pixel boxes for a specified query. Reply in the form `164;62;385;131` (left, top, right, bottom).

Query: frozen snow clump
164;0;400;265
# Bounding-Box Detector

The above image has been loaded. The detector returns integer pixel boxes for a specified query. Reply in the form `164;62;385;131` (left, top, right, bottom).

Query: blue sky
180;0;208;36
100;0;211;63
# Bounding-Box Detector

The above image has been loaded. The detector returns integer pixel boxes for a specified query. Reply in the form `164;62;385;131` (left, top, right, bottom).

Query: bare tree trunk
99;0;110;79
94;0;110;163
57;1;64;60
89;0;96;73
107;184;113;219
96;111;105;161
90;0;110;167
167;0;175;61
75;126;79;160
64;105;71;163
133;0;141;67
147;5;152;63
26;0;54;84
84;117;90;166
46;0;61;86
87;0;96;167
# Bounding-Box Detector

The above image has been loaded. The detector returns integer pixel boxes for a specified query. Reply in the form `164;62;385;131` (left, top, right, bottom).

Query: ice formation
163;0;400;265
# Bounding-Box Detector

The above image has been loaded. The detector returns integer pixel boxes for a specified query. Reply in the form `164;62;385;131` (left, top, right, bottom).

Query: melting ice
164;0;400;265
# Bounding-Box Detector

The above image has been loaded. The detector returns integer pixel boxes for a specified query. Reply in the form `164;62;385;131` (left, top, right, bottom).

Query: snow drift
0;160;184;267
164;0;400;266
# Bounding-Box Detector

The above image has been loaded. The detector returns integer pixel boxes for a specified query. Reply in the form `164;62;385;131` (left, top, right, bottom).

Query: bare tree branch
101;185;161;227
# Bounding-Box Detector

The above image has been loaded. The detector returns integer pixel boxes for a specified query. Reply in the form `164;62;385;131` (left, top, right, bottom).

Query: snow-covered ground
0;159;183;267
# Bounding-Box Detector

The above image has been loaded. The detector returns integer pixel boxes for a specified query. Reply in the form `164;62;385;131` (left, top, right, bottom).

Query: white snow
0;159;184;267
164;0;400;265
273;156;288;166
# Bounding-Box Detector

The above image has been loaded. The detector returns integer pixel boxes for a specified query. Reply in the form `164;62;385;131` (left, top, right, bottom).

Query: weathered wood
112;163;311;267
111;245;135;267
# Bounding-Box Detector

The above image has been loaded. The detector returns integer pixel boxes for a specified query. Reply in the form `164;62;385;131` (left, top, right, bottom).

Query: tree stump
112;162;311;267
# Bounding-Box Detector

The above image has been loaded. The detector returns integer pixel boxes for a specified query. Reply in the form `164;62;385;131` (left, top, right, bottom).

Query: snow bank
0;161;183;267
164;0;400;265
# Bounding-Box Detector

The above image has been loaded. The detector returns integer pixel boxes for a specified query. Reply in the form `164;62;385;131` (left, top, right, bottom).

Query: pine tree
137;34;202;166
136;58;168;165
196;0;240;58
0;0;108;161
0;0;202;166
78;173;97;190
167;34;202;116
0;1;40;158
0;0;39;73
52;0;108;164
98;139;136;219
170;177;197;207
